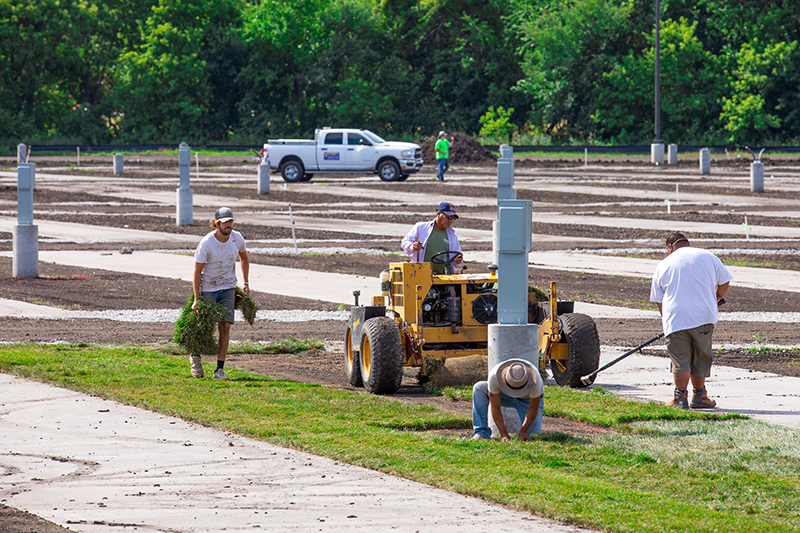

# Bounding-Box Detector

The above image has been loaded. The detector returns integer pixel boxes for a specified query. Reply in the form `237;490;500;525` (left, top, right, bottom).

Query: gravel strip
65;309;350;323
23;308;800;323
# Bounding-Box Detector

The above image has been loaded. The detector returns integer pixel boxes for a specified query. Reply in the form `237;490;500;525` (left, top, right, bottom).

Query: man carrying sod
191;207;250;379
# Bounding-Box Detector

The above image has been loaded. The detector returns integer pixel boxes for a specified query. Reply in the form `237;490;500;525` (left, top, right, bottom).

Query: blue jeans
436;158;449;181
472;381;543;439
201;288;235;323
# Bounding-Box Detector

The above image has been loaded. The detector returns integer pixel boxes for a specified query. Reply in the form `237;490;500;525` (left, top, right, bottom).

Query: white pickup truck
266;128;423;182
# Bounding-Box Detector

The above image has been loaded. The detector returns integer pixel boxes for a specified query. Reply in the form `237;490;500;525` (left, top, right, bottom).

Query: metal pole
654;0;661;143
289;203;298;254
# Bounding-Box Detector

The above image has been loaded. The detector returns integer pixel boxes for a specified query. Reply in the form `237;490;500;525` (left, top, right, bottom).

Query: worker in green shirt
435;131;452;182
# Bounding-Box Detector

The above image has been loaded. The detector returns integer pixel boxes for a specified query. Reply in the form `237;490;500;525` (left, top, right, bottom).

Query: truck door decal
323;152;340;160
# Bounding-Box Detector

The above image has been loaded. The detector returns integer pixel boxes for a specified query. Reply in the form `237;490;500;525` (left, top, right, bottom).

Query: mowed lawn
1;343;799;533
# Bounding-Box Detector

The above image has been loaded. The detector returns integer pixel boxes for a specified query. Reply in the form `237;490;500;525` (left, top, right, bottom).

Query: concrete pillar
751;161;764;193
17;143;26;164
487;324;539;437
492;221;499;266
651;142;664;164
176;142;193;225
699;148;711;175
487;150;537;437
496;144;515;202
668;144;678;164
14;163;38;279
17;164;34;225
113;153;124;175
258;163;270;194
497;199;532;325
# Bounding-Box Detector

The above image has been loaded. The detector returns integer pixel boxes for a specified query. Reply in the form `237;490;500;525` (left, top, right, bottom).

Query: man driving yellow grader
345;203;600;395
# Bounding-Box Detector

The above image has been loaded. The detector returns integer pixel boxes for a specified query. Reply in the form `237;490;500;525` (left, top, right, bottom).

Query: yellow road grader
345;255;601;395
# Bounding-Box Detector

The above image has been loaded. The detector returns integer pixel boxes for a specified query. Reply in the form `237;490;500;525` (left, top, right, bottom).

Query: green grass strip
1;344;798;533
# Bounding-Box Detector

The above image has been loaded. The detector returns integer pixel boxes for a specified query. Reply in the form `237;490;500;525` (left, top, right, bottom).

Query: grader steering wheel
430;250;463;266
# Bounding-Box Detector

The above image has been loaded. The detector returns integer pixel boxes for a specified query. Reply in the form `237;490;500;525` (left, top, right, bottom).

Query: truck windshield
362;131;386;144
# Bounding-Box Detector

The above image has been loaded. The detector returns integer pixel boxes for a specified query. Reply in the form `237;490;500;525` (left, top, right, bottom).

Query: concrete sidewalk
593;347;800;429
0;373;584;533
23;250;377;306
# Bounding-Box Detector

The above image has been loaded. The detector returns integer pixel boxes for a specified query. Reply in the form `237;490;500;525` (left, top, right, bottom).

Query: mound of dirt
415;132;497;165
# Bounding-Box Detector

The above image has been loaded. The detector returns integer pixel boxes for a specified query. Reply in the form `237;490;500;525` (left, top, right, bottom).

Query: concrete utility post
258;163;270;194
668;144;678;164
176;142;193;225
488;145;537;437
699;148;711;175
113;153;124;175
14;163;38;278
496;144;515;202
751;161;764;193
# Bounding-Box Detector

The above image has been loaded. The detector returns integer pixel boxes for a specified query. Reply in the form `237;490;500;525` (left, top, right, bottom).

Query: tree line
2;0;799;148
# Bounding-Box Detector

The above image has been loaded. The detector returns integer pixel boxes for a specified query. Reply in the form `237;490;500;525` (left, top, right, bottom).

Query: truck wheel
551;313;600;388
398;173;410;181
280;159;305;182
345;325;363;387
359;316;403;394
301;173;313;182
377;160;401;182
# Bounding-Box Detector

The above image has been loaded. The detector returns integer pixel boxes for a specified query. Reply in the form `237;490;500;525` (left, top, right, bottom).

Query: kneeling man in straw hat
472;359;544;441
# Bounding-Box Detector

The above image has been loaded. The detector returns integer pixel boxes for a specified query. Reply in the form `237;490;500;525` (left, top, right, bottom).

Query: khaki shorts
665;324;714;377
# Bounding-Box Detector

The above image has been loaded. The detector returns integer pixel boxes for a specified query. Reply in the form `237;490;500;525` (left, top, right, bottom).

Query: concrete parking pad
592;347;800;429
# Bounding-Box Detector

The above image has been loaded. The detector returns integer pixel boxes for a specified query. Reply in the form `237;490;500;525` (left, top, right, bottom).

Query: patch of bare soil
0;504;72;533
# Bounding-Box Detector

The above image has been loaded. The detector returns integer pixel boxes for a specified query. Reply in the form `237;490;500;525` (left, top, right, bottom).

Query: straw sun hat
497;360;537;397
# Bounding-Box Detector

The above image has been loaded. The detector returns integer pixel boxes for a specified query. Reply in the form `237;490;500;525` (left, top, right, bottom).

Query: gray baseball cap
215;207;234;222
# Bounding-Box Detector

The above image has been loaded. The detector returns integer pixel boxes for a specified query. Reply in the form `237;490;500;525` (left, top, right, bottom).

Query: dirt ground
2;150;800;531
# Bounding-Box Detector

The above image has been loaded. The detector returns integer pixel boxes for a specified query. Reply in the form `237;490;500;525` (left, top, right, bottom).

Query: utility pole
650;0;664;164
654;0;661;144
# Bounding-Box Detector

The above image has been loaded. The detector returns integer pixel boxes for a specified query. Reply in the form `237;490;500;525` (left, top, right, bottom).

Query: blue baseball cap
437;202;458;219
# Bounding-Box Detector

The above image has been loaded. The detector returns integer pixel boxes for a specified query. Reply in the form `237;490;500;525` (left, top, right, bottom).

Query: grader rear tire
551;313;600;388
344;326;362;387
359;316;403;395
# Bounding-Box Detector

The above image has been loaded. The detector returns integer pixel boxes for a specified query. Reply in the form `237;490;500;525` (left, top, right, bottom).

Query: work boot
691;387;717;409
190;355;204;378
667;389;688;409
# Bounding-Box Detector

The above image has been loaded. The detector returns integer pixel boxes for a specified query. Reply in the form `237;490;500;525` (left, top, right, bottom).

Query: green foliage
6;0;800;146
479;106;515;143
720;40;800;144
593;18;728;145
172;294;226;355
514;0;632;142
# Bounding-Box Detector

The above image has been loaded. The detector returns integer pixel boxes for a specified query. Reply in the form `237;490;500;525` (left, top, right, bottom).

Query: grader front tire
551;313;600;388
359;316;403;395
344;326;362;387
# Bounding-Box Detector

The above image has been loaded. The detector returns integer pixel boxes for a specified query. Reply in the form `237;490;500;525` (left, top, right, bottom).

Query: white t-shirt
487;359;544;399
195;230;247;292
650;247;732;336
